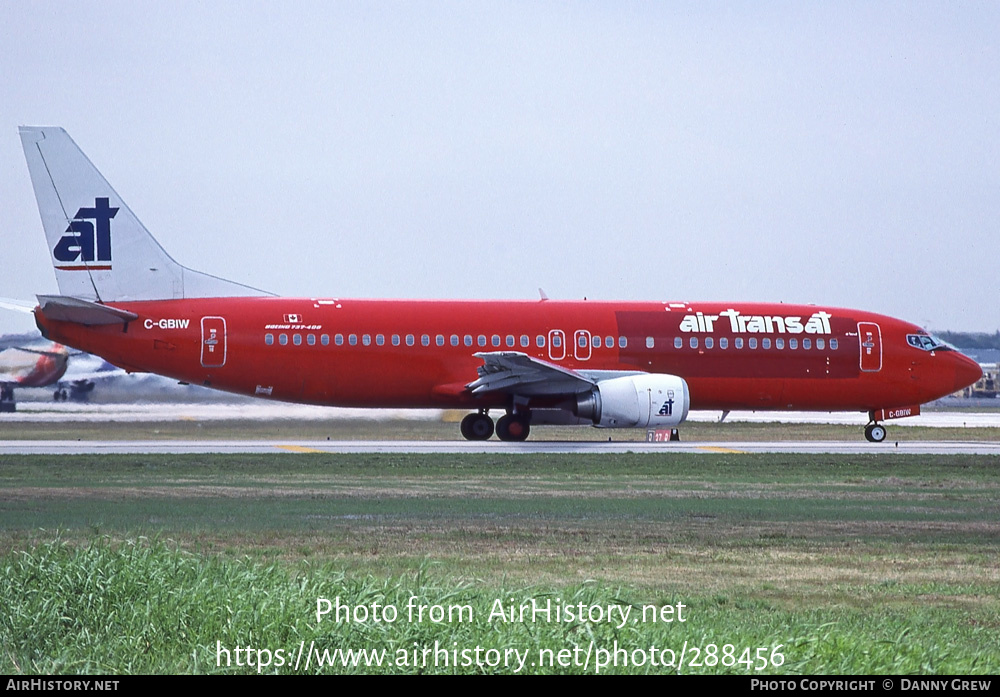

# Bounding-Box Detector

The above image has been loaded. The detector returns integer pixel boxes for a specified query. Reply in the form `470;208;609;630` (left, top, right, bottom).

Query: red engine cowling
575;374;690;428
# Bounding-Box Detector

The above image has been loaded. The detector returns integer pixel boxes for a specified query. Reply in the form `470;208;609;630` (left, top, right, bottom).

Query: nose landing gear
864;422;887;442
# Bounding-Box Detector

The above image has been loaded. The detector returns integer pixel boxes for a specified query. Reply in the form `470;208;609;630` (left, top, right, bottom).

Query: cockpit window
907;334;952;352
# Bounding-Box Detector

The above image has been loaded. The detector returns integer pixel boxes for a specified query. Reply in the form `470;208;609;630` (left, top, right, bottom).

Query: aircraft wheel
461;413;494;441
496;414;530;442
864;423;887;443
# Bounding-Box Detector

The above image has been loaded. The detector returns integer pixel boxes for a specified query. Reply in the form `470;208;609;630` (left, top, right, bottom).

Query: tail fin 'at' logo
19;126;273;303
53;197;118;269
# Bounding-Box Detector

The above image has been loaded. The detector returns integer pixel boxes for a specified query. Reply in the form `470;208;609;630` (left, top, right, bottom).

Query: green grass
2;453;998;674
1;539;996;674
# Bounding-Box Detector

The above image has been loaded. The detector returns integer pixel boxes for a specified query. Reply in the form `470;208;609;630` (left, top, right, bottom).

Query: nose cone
953;353;983;393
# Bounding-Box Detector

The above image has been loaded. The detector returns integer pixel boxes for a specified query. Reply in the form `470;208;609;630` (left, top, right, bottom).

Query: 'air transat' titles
679;309;832;335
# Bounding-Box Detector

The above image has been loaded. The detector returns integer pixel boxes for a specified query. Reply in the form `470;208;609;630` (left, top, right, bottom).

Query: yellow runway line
696;446;748;454
275;445;325;453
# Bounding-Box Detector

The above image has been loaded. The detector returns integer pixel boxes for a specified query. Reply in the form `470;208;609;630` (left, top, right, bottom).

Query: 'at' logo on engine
53;197;118;269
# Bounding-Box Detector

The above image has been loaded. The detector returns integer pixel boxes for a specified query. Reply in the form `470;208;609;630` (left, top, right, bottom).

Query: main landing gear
0;385;15;413
864;422;887;443
460;410;531;442
460;411;494;440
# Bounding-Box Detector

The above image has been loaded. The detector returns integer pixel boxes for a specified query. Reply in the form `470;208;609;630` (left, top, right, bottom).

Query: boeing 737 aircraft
18;127;982;441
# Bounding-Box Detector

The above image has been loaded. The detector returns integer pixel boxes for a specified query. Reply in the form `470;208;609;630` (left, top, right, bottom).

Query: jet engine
574;374;690;428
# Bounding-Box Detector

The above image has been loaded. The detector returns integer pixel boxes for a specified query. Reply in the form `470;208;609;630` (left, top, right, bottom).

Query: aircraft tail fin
19;126;272;302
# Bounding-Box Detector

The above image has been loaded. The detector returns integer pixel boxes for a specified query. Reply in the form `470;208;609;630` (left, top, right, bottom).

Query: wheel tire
497;414;531;443
460;413;475;440
865;424;887;443
496;414;530;442
461;413;494;441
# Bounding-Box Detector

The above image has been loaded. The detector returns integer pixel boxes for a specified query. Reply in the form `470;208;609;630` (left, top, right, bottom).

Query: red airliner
0;341;70;411
19;127;982;442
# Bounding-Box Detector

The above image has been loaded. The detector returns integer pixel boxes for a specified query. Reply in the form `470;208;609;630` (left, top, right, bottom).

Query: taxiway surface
2;439;999;455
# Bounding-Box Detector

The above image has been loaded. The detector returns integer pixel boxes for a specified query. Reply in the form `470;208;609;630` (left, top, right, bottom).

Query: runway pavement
2;439;999;455
4;400;1000;428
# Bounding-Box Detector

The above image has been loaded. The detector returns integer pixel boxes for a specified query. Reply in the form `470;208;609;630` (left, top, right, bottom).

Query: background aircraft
0;338;70;410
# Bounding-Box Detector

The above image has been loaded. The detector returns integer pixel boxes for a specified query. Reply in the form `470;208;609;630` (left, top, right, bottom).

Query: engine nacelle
575;374;690;428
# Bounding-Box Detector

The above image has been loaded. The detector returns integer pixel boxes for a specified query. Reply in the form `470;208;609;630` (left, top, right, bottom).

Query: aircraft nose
953;353;983;393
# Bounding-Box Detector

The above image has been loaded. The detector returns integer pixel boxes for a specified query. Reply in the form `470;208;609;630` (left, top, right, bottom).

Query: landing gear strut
0;385;15;413
864;422;887;443
460;411;494;441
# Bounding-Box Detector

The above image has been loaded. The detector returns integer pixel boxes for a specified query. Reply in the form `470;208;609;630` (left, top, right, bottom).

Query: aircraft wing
9;346;70;359
466;352;597;396
56;367;122;383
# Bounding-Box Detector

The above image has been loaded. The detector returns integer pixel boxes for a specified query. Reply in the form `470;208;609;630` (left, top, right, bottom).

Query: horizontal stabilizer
36;295;139;326
0;298;38;314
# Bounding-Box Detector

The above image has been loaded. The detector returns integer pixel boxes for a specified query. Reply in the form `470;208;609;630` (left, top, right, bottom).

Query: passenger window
762;338;770;350
465;335;473;347
775;338;784;350
606;336;614;348
830;338;838;350
376;334;385;346
719;337;728;349
349;334;357;346
321;334;330;346
674;337;683;349
619;336;627;348
492;335;501;347
817;338;825;350
789;338;797;350
521;335;529;347
689;337;698;349
582;335;590;348
406;334;415;346
506;335;515;347
362;334;371;346
705;337;714;349
478;335;487;347
265;333;274;346
392;335;400;346
735;338;744;349
436;335;444;346
421;335;430;346
803;338;812;350
749;338;757;349
593;336;601;348
279;334;288;346
536;335;545;348
307;334;316;346
451;335;459;347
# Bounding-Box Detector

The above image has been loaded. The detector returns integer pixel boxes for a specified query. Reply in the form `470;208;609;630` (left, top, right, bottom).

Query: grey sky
2;1;997;335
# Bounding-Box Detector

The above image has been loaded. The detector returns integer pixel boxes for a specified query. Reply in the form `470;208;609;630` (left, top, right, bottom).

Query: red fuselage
34;298;982;415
